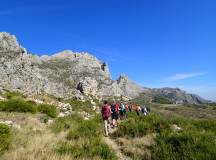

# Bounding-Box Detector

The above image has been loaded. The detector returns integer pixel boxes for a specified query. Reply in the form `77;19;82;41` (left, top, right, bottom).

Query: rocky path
103;127;131;160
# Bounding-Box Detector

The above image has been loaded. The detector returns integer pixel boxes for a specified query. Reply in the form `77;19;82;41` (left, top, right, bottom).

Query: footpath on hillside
103;125;131;160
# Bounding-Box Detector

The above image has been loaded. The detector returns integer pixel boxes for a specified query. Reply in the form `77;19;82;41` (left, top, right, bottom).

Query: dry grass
116;134;155;160
0;112;72;160
151;104;216;120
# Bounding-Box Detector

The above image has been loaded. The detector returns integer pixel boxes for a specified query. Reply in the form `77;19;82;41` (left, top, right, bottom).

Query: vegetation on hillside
0;92;59;118
153;95;172;104
67;98;93;113
38;104;59;118
0;124;11;155
0;98;37;114
52;115;117;160
112;112;216;160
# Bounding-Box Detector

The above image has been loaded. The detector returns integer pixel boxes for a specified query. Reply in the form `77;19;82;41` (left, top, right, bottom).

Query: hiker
136;105;141;116
141;105;148;116
111;101;119;128
101;100;111;137
120;102;126;120
128;104;132;112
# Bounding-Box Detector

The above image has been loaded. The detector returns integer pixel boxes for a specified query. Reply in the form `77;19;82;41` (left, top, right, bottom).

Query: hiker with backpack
101;100;111;137
120;102;126;120
141;105;148;116
111;101;119;128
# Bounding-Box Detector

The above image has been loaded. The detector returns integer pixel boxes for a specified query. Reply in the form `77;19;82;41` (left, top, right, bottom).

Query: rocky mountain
132;87;209;104
0;32;145;99
0;32;209;104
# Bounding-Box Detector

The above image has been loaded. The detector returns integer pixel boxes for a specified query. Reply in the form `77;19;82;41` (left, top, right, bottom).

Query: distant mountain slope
132;87;209;104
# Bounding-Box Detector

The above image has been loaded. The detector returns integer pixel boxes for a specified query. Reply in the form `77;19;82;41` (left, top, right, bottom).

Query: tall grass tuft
38;104;59;118
0;98;37;114
0;124;11;155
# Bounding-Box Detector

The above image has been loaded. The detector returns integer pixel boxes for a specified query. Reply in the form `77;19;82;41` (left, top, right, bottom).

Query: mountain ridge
0;32;209;104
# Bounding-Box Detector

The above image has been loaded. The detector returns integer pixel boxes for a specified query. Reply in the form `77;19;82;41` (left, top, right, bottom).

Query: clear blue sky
1;0;216;101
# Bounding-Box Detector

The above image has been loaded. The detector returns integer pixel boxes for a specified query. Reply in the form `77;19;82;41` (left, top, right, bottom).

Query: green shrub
153;131;216;160
0;124;11;155
67;117;102;140
67;98;92;113
153;95;172;104
112;112;216;160
0;98;37;114
112;113;170;138
56;115;116;160
38;104;59;118
57;139;117;160
3;91;25;99
51;114;83;133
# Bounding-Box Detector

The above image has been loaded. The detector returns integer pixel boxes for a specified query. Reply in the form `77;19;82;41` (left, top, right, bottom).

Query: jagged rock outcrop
0;32;144;99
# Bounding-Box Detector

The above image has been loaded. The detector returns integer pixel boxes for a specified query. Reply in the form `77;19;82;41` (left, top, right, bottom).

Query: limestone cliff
0;32;145;99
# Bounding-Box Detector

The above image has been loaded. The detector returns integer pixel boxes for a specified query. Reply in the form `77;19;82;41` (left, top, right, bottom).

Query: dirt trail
103;127;131;160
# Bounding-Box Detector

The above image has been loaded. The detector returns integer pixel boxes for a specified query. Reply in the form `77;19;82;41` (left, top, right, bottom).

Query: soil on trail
103;127;131;160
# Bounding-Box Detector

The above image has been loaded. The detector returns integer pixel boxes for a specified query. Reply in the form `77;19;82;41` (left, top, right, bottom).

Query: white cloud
163;72;205;82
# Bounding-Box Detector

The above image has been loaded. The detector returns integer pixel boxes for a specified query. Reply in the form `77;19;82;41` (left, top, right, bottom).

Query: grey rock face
0;32;143;99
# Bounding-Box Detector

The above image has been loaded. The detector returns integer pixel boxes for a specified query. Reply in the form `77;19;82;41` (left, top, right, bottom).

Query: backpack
101;105;110;119
111;104;116;113
120;104;125;111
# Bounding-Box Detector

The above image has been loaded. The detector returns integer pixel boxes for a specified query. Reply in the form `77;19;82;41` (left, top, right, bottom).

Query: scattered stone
58;113;65;118
0;120;14;127
171;124;182;132
47;119;54;125
57;102;73;117
0;95;6;101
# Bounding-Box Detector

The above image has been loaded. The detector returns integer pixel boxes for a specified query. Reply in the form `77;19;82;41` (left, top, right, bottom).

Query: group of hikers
101;100;149;137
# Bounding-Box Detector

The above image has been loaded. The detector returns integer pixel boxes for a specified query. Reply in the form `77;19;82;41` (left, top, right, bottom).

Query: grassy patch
112;113;216;160
0;98;37;114
153;95;172;104
51;114;83;133
2;91;25;99
38;104;59;118
67;98;93;113
0;124;11;155
112;113;169;138
52;114;117;160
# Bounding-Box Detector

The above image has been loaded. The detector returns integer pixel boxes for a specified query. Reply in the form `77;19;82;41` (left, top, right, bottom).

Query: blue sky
0;0;216;101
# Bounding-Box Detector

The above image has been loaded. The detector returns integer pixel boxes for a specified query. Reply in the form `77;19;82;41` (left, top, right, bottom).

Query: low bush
3;91;25;99
112;113;216;160
67;98;92;113
0;124;11;155
38;104;59;118
153;95;172;104
153;131;216;160
53;114;117;159
51;114;83;133
112;113;170;138
57;139;117;160
0;98;37;114
67;116;102;140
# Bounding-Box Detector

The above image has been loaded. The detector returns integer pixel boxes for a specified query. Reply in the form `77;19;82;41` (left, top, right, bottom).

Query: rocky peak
0;32;25;53
117;74;129;83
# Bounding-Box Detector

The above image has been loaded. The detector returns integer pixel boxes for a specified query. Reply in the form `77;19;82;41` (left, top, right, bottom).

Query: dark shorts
103;116;109;121
112;113;118;120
